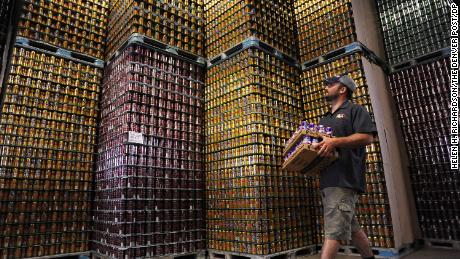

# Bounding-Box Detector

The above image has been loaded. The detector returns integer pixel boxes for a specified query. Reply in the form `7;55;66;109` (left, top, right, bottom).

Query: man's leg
321;187;356;259
351;229;374;258
350;209;375;258
320;239;340;259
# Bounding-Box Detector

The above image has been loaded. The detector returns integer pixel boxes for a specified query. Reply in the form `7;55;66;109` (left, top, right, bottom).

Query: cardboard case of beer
282;129;338;176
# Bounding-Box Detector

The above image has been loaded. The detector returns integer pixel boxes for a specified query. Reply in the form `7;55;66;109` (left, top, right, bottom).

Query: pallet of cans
17;0;108;60
92;42;206;258
388;55;459;241
376;0;450;67
300;49;418;249
206;47;316;255
294;0;385;64
106;0;204;60
205;0;298;59
0;44;101;258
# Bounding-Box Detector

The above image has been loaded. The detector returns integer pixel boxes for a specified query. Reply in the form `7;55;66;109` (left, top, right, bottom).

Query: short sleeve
352;105;377;135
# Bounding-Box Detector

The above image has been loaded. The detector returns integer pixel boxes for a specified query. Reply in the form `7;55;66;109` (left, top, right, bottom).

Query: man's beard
325;93;340;102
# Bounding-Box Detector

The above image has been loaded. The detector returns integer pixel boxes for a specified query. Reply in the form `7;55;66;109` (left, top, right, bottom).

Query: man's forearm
333;133;373;148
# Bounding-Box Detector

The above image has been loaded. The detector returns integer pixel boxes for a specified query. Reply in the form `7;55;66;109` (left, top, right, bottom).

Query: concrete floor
298;247;460;259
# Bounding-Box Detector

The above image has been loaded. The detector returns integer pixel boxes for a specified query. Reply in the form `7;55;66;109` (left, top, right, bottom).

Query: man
312;74;377;259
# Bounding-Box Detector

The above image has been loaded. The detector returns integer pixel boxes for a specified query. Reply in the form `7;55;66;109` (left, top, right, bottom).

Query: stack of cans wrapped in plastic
206;48;315;256
0;45;101;259
106;0;205;59
17;0;107;59
376;0;450;66
205;0;298;58
377;0;457;243
93;29;206;259
0;0;107;257
92;0;207;257
388;56;457;240
295;0;356;64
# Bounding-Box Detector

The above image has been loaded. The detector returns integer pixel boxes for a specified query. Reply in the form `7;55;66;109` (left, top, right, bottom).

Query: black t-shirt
318;100;377;193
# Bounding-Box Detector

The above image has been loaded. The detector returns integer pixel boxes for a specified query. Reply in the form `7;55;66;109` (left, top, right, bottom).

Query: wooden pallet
208;245;317;259
26;252;91;259
207;37;299;69
390;47;451;72
90;252;108;259
155;251;206;259
316;242;418;259
423;239;460;250
91;250;206;259
106;33;206;66
301;42;388;72
15;36;104;68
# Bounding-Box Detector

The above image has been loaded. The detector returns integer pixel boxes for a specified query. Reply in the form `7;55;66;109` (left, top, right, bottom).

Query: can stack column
205;0;298;59
0;0;108;258
204;0;316;256
387;57;457;241
105;0;205;60
93;42;206;259
376;0;457;243
92;0;207;258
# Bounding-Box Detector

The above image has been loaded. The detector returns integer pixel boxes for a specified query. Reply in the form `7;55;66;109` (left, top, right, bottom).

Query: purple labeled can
302;135;312;144
317;125;325;134
308;123;316;132
300;121;308;130
326;127;333;137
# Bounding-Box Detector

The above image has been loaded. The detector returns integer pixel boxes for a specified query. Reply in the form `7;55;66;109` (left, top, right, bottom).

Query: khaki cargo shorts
321;187;361;241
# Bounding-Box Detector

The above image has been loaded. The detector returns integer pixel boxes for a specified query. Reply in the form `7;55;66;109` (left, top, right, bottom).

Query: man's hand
311;133;374;158
312;136;336;158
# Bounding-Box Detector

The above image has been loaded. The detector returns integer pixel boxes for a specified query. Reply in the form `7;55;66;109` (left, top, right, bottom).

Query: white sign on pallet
127;131;144;145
